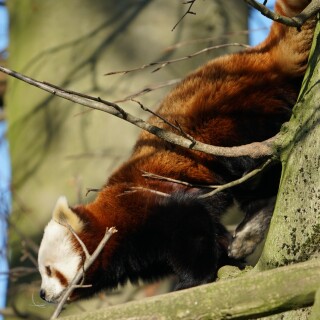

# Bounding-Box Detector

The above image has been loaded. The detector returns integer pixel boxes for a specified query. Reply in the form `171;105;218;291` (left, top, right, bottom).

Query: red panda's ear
52;196;84;233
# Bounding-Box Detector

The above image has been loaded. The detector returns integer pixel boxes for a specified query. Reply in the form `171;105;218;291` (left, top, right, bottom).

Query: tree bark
255;21;320;272
252;19;320;320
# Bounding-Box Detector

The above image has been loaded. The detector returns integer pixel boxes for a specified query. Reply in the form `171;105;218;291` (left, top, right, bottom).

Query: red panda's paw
228;197;275;259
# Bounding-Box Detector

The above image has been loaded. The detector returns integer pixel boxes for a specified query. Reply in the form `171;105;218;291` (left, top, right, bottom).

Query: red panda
38;0;316;303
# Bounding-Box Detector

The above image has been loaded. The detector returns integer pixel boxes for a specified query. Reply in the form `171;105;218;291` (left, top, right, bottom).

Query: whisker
30;292;48;308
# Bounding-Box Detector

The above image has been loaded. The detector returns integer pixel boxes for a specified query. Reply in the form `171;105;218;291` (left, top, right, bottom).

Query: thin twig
131;99;195;144
127;187;170;198
174;120;196;146
172;0;198;31
142;170;218;189
0;65;276;158
1;267;37;279
8;221;39;254
104;43;250;76
85;188;101;197
141;159;273;198
198;159;273;199
244;0;320;27
50;227;117;320
163;30;256;52
131;99;178;131
119;159;274;203
64;224;91;261
114;78;181;103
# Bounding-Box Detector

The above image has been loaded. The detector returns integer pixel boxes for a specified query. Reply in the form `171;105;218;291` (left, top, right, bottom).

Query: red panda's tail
257;0;316;76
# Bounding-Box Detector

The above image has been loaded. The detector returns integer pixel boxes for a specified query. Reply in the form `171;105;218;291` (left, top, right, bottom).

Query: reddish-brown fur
53;269;68;288
66;0;315;299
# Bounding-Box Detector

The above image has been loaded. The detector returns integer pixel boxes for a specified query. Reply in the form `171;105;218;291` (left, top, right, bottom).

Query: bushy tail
257;0;316;76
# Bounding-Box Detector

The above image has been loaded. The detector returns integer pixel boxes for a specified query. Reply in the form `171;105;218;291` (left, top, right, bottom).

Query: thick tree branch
59;259;320;320
0;65;276;159
244;0;320;27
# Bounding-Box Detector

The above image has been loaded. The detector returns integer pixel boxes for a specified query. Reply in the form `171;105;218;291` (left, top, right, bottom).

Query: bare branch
20;241;38;267
131;99;195;145
1;267;38;280
199;159;273;198
142;170;217;189
85;188;101;197
141;159;273;198
0;65;276;158
126;187;170;198
104;43;250;76
114;78;180;103
172;0;198;31
50;227;117;320
8;221;39;254
174;120;196;146
163;29;258;52
244;0;320;27
64;223;91;261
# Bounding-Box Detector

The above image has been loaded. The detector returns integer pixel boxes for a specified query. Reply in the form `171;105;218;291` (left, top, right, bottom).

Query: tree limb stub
0;65;275;159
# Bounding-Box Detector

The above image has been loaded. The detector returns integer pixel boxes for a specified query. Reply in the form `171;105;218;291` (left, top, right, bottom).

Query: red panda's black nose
39;289;46;301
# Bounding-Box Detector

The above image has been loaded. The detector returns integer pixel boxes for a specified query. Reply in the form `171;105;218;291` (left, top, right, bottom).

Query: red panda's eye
45;266;52;277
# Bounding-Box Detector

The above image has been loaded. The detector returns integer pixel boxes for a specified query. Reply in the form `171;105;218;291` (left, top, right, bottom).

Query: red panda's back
134;1;314;148
109;0;315;186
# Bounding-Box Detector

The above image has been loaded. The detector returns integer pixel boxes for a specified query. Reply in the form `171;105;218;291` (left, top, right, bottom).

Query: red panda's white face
38;197;83;303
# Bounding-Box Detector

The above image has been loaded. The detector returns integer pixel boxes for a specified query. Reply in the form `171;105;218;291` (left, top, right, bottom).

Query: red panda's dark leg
161;192;240;290
172;222;236;291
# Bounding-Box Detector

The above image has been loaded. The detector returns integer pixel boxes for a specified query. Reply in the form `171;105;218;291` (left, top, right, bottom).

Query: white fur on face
38;220;82;303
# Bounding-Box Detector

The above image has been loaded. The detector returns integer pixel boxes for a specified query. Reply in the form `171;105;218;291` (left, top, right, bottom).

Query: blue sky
0;0;274;316
0;122;10;318
0;4;8;50
249;0;274;45
0;3;9;318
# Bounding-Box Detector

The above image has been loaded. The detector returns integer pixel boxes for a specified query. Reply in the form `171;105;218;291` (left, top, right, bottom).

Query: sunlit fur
38;0;316;302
